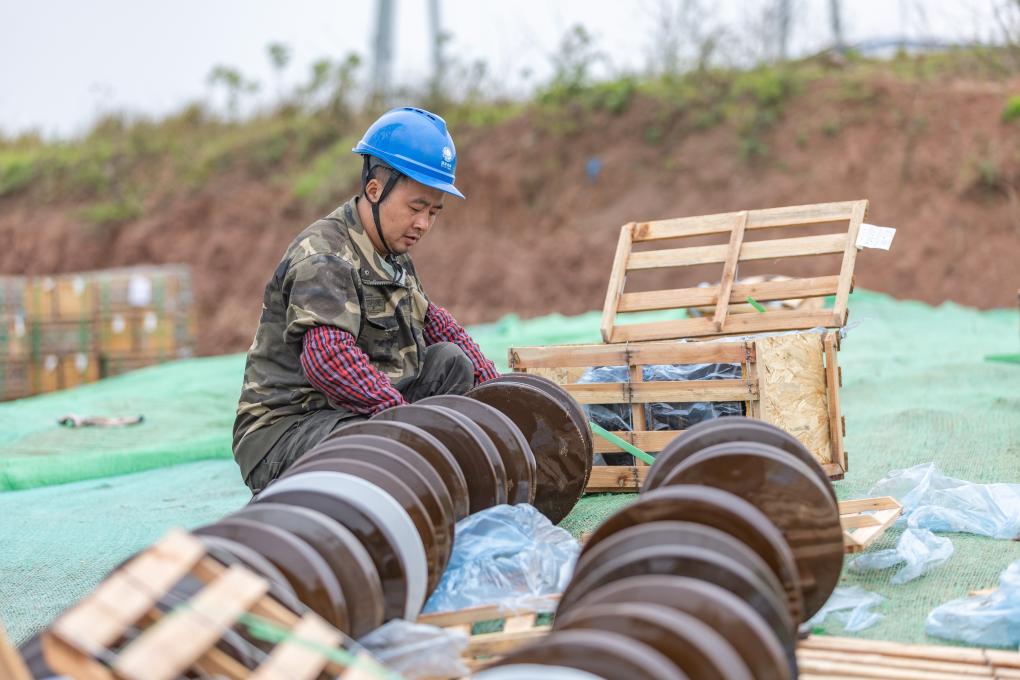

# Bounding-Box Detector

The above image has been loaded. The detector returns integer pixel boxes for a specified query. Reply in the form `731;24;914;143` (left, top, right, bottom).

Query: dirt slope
1;73;1018;354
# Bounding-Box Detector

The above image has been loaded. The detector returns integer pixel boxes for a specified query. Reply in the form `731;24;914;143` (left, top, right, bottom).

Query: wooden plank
592;430;678;455
601;223;634;343
417;596;560;628
821;462;845;479
466;626;551;658
823;331;847;472
251;613;342;680
627;364;647;465
51;529;205;653
0;620;31;680
511;341;748;369
831;199;867;325
798;655;983;680
563;379;754;404
799;649;996;677
844;505;903;554
618;275;840;313
713;211;749;330
41;634;114;680
585;465;648;492
631;201;860;242
839;497;900;514
113;565;269;680
626;233;847;271
610;308;836;343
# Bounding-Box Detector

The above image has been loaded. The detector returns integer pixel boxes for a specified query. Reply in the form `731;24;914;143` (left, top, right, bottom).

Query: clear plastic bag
358;619;469;679
850;528;954;584
925;559;1020;648
579;362;744;465
869;463;1020;539
807;586;886;632
421;504;580;614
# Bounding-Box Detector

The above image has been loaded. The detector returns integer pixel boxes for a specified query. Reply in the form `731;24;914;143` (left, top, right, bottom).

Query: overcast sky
0;1;1004;138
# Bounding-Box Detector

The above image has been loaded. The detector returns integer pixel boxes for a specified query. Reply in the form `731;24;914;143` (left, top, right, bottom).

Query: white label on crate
44;355;58;371
143;311;158;332
42;277;55;292
14;314;25;337
72;276;85;296
856;223;896;250
128;275;152;307
75;353;88;373
111;314;126;334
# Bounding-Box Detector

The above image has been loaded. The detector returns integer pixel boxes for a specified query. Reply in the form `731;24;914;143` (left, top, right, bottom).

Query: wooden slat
824;331;847;472
113;565;269;680
417;596;560;628
617;275;840;313
600;224;634;343
563;379;754;404
713;211;749;330
585;465;649;492
610;308;836;343
251;613;342;680
831;200;868;325
626;233;847;271
627;364;647;465
41;634;113;680
511;341;749;369
0;620;31;680
631;201;860;241
591;430;678;455
52;529;205;653
839;497;899;515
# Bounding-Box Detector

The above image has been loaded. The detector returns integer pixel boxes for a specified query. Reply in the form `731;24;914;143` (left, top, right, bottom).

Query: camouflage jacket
232;197;431;478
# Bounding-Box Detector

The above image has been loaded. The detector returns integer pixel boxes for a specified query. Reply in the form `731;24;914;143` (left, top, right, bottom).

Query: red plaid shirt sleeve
423;302;500;385
300;325;407;415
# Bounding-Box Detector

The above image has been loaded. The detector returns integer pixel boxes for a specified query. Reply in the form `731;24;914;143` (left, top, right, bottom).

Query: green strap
746;296;767;313
589;421;656;465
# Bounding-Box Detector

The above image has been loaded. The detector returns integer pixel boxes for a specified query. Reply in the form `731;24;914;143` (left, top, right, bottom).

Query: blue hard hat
353;107;465;199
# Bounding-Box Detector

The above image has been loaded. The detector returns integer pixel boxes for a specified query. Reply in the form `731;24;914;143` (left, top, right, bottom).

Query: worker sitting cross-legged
232;107;499;493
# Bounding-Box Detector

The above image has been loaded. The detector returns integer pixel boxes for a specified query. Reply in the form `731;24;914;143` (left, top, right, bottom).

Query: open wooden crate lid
600;200;868;343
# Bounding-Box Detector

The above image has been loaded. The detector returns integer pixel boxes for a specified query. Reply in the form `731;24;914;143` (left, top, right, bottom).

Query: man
233;107;499;492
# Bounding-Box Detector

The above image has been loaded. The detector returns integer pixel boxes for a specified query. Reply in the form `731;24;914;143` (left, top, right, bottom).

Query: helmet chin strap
362;156;402;261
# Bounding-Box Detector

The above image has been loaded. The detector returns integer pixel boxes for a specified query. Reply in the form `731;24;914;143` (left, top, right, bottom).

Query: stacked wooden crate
0;265;196;400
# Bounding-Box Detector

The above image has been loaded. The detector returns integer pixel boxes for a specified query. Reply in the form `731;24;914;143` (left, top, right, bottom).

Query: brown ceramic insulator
418;394;537;505
196;535;303;614
467;381;590;524
329;419;468;520
569;521;787;618
644;415;836;502
488;373;594;472
490;628;689;680
248;488;407;622
373;404;506;514
557;542;793;649
582;485;804;625
192;517;348;631
290;435;454;579
562;575;794;680
554;602;754;680
659;441;845;619
228;502;385;637
277;456;442;596
427;404;509;507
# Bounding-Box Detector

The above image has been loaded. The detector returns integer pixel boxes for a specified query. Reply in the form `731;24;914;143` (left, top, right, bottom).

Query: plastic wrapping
925;559;1020;648
579;363;744;465
358;619;469;679
850;528;954;584
869;463;1020;539
421;504;580;614
807;586;886;633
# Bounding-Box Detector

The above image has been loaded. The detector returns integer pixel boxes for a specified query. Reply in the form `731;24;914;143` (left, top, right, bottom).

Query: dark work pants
244;342;474;492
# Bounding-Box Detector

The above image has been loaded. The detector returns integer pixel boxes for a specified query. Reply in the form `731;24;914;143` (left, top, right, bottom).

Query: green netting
1;292;1018;648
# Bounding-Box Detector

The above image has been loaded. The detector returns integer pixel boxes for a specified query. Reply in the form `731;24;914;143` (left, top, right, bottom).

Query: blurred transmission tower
372;0;396;100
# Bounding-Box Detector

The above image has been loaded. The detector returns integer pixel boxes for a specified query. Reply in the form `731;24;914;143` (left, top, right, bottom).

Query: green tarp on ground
1;292;1018;648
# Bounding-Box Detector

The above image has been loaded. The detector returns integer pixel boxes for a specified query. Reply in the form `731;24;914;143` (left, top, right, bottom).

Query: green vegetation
2;35;1019;216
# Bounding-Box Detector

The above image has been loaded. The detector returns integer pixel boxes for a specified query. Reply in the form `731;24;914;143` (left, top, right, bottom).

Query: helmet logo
441;146;453;170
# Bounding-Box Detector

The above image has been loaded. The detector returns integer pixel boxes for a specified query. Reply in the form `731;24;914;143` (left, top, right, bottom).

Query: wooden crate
29;353;101;395
420;598;1020;679
600;200;867;343
42;529;385;680
98;311;196;356
510;328;848;483
841;496;903;554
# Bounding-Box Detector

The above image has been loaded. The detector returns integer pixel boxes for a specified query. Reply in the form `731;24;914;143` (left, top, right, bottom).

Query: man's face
365;176;445;255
